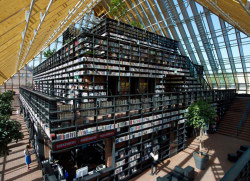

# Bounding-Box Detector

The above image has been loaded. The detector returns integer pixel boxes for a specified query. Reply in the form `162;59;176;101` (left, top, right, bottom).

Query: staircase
217;97;250;141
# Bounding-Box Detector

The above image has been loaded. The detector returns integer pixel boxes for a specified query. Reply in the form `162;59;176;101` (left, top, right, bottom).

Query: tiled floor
0;97;42;181
1;96;250;181
130;133;250;181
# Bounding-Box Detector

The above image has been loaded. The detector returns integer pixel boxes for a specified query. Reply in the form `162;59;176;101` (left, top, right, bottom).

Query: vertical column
40;52;42;64
4;83;6;92
44;141;50;160
25;65;28;86
18;70;20;88
11;77;13;91
105;138;112;167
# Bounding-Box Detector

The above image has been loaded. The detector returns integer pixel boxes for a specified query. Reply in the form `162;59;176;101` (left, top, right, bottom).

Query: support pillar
105;138;112;167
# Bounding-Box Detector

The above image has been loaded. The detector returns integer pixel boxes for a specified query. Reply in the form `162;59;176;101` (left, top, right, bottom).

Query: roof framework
0;0;250;94
94;0;250;94
0;0;101;85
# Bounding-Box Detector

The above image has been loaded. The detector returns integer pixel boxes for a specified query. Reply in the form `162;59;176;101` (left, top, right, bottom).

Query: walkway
0;95;42;181
131;133;250;181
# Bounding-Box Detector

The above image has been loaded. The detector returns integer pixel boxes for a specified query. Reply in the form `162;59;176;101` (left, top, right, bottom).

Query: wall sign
99;130;116;139
54;139;77;151
79;134;98;144
53;130;116;151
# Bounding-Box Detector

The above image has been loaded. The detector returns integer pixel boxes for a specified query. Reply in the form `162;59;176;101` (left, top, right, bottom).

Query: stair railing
221;147;250;181
237;101;250;136
187;57;211;91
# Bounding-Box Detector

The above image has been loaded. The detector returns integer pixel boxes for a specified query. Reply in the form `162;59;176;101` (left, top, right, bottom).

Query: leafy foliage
185;98;216;129
65;37;74;44
130;21;143;29
110;0;128;19
185;98;217;152
0;91;23;156
43;49;56;58
0;91;15;116
0;115;23;156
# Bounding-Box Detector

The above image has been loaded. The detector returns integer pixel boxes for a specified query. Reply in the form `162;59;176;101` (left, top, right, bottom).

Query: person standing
150;151;159;175
24;145;31;170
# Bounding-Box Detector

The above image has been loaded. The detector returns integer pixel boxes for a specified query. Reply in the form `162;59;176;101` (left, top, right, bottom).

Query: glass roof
11;0;250;94
136;0;250;94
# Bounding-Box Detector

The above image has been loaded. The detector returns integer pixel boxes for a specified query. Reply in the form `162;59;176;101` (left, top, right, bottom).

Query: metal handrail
237;101;250;136
221;148;250;181
187;58;211;90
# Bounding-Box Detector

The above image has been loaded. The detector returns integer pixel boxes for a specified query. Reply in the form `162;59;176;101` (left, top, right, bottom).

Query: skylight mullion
236;28;249;94
189;1;221;89
124;0;147;29
126;0;152;31
143;0;165;36
177;0;213;88
152;0;173;39
155;0;186;56
133;0;157;34
203;7;228;89
220;18;239;91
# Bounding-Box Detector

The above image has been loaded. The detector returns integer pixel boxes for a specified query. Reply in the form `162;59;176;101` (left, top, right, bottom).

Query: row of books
130;121;152;132
37;70;166;80
144;142;152;149
34;54;187;79
77;124;115;136
115;107;128;113
85;57;186;72
101;101;112;107
86;64;126;71
116;159;126;168
53;131;77;141
56;98;185;114
58;112;74;120
80;110;95;117
153;145;160;152
129;160;138;167
79;102;95;109
99;108;113;115
115;124;170;143
142;103;151;109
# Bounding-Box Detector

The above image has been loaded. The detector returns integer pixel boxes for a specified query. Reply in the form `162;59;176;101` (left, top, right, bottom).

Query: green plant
0;91;15;116
0;91;23;156
110;0;128;20
130;21;143;29
65;37;74;44
0;115;23;156
43;49;55;58
185;98;217;154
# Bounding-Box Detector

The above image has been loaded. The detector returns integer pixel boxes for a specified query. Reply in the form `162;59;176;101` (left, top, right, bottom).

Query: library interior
0;0;249;181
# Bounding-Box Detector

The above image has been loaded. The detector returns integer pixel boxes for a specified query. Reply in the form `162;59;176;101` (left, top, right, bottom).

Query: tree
0;115;23;156
110;0;128;20
0;91;23;156
0;90;15;116
130;21;143;29
185;98;217;155
110;0;144;30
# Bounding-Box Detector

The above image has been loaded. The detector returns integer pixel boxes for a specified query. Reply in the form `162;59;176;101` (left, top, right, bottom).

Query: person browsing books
150;151;159;175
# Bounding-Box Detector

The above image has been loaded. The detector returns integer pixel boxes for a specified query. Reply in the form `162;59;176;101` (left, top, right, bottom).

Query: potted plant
185;98;217;170
43;49;55;58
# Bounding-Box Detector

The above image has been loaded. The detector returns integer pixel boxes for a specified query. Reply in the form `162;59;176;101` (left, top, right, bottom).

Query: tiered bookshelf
20;18;236;181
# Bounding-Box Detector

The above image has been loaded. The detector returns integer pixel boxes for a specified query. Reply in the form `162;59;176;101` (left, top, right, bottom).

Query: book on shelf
116;159;125;168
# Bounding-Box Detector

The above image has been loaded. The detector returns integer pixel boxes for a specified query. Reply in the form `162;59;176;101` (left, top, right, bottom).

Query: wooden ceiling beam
194;0;250;35
21;0;98;68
